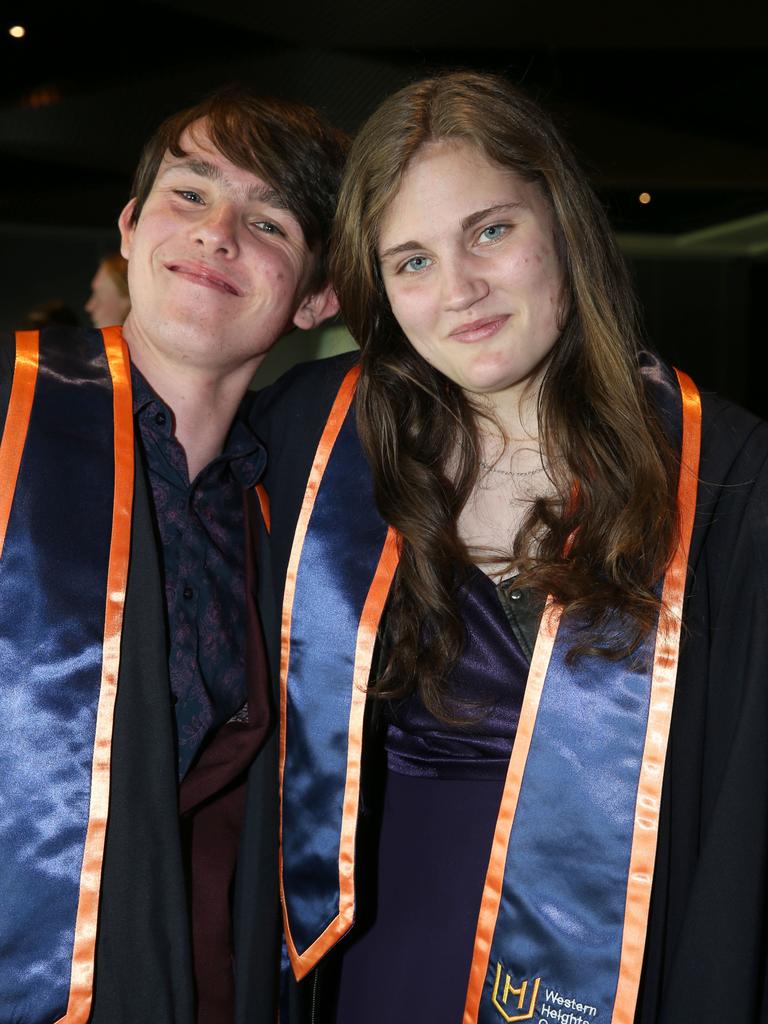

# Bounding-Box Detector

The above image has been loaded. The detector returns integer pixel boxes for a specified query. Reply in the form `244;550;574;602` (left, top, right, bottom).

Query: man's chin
152;322;271;371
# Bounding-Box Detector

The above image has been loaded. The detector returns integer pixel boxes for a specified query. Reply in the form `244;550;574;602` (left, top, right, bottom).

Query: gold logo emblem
491;962;541;1022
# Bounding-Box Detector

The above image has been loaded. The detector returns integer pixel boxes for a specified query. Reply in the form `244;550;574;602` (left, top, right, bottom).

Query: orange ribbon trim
57;326;135;1023
0;331;39;559
255;482;271;533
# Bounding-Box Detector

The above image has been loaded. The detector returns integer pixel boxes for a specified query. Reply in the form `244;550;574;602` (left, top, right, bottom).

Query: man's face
118;120;333;375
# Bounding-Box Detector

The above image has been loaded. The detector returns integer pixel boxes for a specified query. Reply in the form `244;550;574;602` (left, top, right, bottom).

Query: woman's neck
458;371;556;577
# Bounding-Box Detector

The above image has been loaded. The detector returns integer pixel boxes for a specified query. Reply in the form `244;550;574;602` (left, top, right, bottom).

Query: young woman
241;72;768;1023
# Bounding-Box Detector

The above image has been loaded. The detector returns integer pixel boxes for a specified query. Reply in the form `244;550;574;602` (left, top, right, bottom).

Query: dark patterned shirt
132;365;265;779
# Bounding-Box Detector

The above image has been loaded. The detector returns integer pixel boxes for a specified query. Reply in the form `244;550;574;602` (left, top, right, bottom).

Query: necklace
479;459;545;478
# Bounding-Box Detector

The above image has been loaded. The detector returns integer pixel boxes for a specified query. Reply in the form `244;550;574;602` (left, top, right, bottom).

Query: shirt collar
130;360;265;487
130;360;160;416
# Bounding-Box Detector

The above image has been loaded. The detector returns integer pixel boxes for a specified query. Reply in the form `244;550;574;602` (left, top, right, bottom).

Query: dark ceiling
1;1;767;236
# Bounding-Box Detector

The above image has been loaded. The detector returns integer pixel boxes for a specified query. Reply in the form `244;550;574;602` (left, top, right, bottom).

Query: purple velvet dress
334;571;532;1022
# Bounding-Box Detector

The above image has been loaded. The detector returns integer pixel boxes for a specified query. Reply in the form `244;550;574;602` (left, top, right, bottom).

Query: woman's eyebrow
461;201;524;231
379;201;526;260
379;239;423;260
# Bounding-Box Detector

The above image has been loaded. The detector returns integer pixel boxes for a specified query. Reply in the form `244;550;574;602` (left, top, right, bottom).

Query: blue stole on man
0;327;134;1024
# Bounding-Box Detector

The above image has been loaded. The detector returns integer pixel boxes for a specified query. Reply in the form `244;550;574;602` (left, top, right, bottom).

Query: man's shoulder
242;351;359;445
241;353;360;551
252;350;358;410
0;326;100;372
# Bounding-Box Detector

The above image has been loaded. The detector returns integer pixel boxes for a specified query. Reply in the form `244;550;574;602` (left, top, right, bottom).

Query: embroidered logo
491;962;540;1022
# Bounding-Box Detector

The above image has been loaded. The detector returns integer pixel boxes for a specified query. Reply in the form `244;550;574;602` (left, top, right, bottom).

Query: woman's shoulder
698;389;768;484
691;390;768;593
643;353;768;473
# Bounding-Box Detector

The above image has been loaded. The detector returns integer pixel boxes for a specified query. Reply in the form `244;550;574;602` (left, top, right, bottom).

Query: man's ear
118;198;138;260
291;281;340;332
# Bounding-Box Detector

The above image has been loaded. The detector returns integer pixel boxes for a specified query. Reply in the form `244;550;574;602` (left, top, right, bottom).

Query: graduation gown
238;351;768;1023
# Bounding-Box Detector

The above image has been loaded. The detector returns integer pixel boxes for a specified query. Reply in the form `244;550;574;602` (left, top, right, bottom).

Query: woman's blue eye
402;255;431;273
479;224;507;242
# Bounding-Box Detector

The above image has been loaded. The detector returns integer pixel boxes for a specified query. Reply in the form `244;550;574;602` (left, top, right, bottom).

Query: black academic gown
0;328;194;1024
88;436;196;1023
238;352;768;1023
638;391;768;1020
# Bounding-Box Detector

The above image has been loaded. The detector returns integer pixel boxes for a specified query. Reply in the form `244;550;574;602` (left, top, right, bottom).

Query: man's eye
175;190;204;204
253;221;285;237
401;255;432;274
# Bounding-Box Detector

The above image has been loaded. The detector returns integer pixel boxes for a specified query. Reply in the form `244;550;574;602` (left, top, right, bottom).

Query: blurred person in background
85;251;131;326
0;87;346;1024
243;72;768;1023
23;298;80;328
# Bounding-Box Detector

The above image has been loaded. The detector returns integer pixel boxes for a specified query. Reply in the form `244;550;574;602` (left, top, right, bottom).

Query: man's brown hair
130;87;349;285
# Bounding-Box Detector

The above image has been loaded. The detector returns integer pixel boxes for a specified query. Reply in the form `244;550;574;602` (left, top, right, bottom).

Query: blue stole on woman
0;328;134;1024
278;357;701;1024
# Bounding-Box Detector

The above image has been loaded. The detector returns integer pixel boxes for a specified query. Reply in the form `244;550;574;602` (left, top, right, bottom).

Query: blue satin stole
0;328;133;1024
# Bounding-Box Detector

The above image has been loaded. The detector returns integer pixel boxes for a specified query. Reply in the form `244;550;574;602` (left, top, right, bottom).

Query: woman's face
377;140;563;409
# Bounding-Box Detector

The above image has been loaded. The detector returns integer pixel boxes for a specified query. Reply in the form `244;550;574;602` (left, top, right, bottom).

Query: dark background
1;1;766;411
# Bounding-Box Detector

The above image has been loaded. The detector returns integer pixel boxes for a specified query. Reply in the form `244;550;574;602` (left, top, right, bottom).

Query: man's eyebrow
379;202;525;261
163;157;223;183
162;158;290;211
246;183;290;210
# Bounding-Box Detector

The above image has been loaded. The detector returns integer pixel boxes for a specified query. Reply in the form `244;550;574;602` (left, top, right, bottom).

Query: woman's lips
448;315;510;342
165;261;242;296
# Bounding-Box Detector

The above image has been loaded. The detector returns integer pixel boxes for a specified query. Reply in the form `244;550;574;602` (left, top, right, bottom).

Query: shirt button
155;411;167;426
183;586;194;600
510;591;521;600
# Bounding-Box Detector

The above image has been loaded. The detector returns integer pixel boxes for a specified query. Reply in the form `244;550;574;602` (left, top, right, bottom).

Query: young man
0;89;347;1024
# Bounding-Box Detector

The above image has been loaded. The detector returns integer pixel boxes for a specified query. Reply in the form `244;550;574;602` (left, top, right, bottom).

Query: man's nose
442;255;490;312
193;203;239;256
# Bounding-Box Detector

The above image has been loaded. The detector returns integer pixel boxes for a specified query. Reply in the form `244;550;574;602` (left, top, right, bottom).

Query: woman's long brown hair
330;72;678;719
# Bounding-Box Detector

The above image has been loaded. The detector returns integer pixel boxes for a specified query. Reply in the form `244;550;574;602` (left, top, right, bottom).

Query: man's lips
448;315;510;342
165;261;243;296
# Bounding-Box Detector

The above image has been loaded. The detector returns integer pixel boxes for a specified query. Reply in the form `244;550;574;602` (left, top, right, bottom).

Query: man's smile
164;260;243;296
